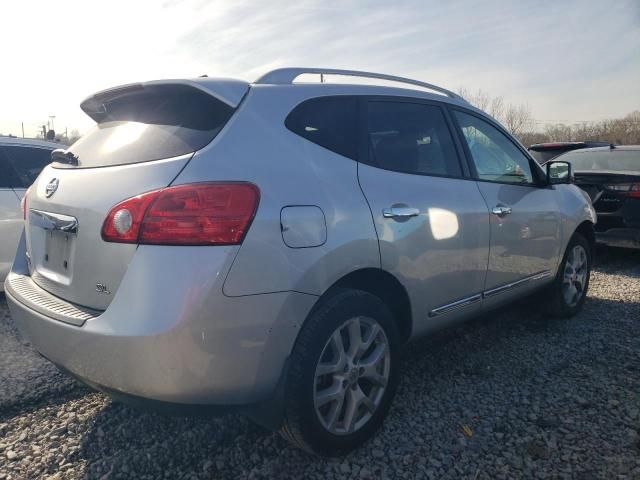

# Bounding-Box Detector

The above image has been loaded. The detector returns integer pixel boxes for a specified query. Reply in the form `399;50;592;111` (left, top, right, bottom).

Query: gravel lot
1;248;639;480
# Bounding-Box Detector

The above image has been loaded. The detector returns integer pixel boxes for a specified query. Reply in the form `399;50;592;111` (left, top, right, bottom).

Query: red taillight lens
604;183;640;198
21;186;31;220
101;182;260;245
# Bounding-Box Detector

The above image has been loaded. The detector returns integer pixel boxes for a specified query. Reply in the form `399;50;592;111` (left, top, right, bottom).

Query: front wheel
280;289;400;456
544;232;592;317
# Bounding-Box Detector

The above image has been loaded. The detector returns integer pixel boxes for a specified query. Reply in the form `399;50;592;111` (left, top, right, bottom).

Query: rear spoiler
80;78;249;122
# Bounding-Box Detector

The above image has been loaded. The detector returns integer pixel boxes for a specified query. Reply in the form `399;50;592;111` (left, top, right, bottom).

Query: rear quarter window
285;96;358;160
60;85;234;169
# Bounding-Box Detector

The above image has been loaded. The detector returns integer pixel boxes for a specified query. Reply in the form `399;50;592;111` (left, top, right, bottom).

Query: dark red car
529;141;610;164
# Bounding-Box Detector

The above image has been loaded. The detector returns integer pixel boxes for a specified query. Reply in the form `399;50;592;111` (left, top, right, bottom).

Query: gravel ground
1;247;639;480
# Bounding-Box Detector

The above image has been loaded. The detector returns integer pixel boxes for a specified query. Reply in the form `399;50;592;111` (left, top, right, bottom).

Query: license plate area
28;209;79;285
43;230;75;276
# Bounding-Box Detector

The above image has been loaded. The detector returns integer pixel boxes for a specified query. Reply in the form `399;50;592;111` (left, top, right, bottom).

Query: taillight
21;186;31;220
604;183;640;198
101;182;260;245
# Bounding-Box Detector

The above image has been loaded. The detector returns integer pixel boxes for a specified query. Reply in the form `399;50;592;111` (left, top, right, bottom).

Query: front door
452;110;562;302
357;99;490;335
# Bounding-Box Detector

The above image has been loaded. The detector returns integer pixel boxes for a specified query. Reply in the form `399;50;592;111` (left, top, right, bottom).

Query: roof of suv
529;141;610;152
80;68;474;118
0;136;63;149
560;145;640;154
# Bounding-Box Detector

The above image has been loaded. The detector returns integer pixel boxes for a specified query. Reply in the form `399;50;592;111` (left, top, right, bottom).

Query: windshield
561;150;640;172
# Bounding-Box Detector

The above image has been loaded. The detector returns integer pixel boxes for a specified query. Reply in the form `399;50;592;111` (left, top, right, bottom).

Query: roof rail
254;67;465;101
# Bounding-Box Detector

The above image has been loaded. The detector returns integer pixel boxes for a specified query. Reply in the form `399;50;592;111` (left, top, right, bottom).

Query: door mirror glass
546;161;572;185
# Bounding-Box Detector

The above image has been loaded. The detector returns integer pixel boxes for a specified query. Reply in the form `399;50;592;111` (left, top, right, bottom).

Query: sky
1;0;639;138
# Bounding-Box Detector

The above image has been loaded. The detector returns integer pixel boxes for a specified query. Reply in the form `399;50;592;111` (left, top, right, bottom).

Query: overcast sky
1;0;638;138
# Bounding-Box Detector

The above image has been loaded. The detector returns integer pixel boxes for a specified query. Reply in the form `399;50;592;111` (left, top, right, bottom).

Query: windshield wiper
51;149;79;166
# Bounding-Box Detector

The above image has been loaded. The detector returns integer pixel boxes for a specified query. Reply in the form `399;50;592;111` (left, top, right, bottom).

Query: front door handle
491;206;512;217
383;207;420;219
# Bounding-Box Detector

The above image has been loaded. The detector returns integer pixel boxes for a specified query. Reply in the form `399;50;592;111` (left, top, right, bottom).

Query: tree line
458;88;640;147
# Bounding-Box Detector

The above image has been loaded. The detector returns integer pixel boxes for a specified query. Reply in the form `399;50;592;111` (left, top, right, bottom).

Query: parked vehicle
557;146;640;249
5;68;596;456
0;137;60;290
529;141;610;164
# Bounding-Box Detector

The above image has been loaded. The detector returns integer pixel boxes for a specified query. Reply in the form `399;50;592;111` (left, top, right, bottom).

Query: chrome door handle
382;207;420;218
491;206;512;217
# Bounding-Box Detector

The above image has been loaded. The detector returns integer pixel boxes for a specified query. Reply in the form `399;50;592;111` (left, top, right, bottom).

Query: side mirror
546;160;572;185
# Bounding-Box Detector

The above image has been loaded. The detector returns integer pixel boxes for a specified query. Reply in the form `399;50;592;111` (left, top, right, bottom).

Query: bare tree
68;129;81;145
458;88;532;137
458;86;640;146
503;104;533;137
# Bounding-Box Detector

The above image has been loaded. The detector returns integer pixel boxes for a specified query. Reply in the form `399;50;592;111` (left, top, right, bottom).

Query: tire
543;232;592;317
280;288;400;456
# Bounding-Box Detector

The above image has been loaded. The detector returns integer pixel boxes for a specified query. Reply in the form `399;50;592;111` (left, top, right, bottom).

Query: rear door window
2;145;53;187
285;96;358;160
366;101;462;177
0;148;17;188
61;85;235;169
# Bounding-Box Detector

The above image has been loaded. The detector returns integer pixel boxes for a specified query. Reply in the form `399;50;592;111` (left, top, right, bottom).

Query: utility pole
49;115;56;132
21;122;24;138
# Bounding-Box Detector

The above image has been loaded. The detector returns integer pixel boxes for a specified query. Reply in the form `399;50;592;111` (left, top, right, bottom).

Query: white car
0;137;60;290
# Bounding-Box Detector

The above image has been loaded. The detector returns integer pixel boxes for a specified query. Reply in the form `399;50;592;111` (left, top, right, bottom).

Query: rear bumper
5;243;317;406
596;228;640;249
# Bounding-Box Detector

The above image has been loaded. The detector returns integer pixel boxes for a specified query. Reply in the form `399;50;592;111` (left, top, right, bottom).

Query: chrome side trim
429;293;482;317
483;270;552;299
429;270;554;317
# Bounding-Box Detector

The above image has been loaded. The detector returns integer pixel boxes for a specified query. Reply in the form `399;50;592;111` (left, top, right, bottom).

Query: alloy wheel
562;244;588;307
313;316;391;435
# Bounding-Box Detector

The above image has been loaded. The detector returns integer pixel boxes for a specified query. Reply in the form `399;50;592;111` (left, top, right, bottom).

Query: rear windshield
58;85;234;168
560;150;640;172
529;149;563;164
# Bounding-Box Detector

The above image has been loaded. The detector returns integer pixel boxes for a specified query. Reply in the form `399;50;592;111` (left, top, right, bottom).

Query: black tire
280;288;400;456
543;232;592;317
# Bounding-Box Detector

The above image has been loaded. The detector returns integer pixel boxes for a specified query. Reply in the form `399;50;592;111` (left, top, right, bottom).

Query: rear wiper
51;149;79;166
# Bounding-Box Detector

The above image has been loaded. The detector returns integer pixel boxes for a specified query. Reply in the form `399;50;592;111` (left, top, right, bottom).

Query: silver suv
5;68;596;456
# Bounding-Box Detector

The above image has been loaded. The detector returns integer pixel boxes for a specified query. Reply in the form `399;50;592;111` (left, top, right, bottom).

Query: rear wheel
544;232;591;317
280;289;400;456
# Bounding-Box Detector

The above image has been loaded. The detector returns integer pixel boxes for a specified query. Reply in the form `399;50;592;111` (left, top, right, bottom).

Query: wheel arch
315;268;413;344
575;220;596;250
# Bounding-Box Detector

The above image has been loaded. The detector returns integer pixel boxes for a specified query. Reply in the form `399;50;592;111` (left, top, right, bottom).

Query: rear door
451;109;562;302
23;83;239;310
357;98;490;334
0;149;23;284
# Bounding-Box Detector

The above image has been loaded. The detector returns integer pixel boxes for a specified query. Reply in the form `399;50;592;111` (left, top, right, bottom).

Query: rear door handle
382;207;420;219
491;206;512;217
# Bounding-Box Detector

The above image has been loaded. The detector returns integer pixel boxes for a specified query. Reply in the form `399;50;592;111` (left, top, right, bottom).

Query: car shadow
594;245;640;277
